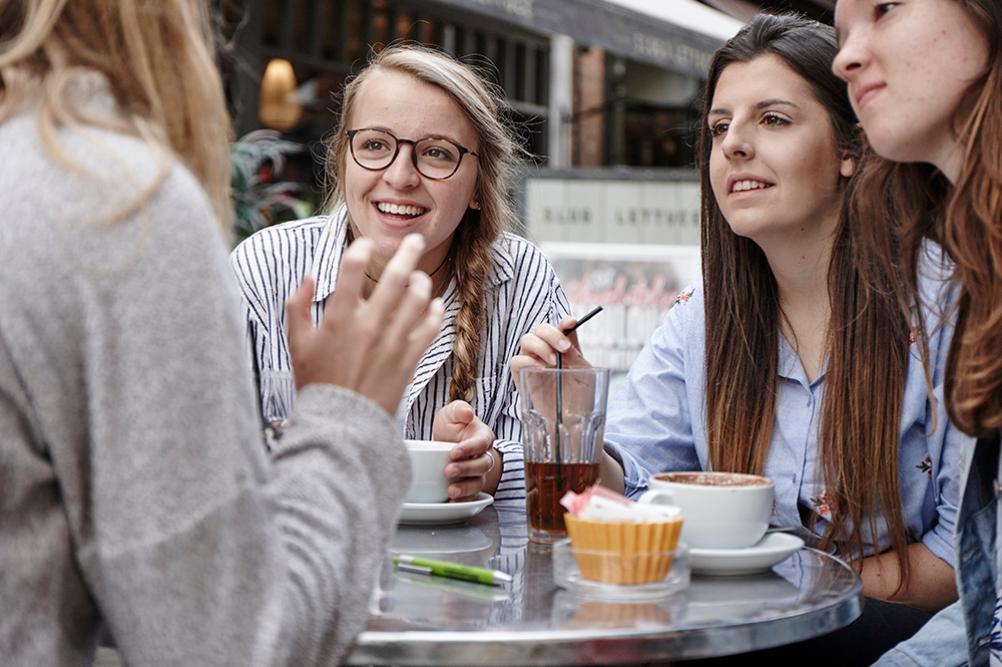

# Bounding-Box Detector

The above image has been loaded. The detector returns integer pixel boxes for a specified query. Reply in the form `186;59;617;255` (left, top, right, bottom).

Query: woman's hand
433;400;499;501
286;234;444;415
509;316;593;396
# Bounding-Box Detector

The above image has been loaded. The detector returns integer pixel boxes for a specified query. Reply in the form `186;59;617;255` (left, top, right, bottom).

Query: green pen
392;554;513;586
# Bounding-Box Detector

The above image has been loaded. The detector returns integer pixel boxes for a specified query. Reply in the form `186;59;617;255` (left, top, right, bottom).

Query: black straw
553;306;604;495
563;306;603;335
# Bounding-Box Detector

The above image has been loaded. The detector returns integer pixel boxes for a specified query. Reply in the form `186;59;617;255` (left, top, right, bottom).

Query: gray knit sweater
0;91;409;665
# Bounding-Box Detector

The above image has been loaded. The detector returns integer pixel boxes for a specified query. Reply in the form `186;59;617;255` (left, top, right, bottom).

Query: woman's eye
762;114;790;127
362;140;387;151
710;121;729;137
424;146;455;161
874;2;900;18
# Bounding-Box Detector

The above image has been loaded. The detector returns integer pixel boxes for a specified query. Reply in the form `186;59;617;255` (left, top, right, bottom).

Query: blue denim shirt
875;432;1000;667
603;245;970;562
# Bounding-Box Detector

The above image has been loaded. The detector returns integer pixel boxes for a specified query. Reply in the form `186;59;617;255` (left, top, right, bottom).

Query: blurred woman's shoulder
2;72;217;243
2;107;223;277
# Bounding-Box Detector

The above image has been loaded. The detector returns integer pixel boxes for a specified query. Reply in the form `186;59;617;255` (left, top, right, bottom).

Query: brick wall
573;46;605;167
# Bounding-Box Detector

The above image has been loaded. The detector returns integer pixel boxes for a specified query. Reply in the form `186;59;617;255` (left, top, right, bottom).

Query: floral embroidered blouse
604;244;971;563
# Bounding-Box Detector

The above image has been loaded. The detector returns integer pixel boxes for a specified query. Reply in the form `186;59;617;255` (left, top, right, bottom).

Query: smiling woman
705;53;852;248
338;67;482;283
231;44;570;508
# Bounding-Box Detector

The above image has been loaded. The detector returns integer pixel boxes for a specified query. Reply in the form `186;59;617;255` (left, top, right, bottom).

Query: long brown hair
699;14;911;575
325;44;520;403
0;0;232;228
851;1;1002;436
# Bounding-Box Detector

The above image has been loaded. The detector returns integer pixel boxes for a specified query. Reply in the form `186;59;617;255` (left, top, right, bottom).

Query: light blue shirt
604;246;970;564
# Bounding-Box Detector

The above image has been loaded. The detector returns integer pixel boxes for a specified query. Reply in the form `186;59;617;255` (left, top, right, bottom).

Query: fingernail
558;339;571;351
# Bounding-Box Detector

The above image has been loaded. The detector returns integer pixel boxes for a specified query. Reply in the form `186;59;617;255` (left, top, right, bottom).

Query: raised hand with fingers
285;234;445;415
433;400;500;502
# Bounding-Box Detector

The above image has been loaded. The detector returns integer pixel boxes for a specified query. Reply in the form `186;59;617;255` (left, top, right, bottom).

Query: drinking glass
519;367;611;543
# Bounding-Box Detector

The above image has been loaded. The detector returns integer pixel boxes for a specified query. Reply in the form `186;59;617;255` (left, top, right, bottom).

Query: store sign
465;0;535;19
525;176;701;246
521;171;702;373
632;32;710;76
423;0;725;77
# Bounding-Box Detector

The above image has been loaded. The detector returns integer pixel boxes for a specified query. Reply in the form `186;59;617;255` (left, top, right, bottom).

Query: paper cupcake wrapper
564;514;683;585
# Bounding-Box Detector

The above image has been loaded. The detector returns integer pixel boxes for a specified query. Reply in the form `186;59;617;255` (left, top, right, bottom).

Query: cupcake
561;486;683;585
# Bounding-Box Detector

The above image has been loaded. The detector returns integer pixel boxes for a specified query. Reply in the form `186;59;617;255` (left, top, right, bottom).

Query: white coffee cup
404;439;453;503
638;471;774;549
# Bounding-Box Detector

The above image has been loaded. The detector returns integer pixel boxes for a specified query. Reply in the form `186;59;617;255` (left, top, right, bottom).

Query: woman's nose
382;145;421;189
720;127;753;161
832;33;866;82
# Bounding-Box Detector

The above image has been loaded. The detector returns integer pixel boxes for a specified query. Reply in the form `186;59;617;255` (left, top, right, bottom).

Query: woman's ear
469;198;481;210
840;153;855;178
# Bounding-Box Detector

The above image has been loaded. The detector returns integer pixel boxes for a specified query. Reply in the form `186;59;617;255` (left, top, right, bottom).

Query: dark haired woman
513;14;968;661
834;0;1002;664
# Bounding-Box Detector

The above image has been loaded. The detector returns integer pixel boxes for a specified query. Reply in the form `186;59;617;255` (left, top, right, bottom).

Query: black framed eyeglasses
346;128;479;180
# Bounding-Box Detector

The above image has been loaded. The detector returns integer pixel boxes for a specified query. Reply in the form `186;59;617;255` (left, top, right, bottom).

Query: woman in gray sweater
0;1;442;665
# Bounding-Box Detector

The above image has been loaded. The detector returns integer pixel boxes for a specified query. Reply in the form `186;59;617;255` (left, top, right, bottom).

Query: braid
449;212;493;403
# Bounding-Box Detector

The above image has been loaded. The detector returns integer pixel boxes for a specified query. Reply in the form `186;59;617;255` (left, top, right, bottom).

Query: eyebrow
708;99;801;116
367;125;466;146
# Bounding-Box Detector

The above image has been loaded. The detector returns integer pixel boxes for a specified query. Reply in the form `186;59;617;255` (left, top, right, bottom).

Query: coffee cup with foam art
638;471;774;550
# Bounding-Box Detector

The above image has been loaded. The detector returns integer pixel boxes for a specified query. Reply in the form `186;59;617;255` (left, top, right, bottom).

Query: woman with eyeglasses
232;44;569;505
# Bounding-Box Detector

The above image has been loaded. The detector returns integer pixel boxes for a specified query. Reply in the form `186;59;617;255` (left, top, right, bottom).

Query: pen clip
396;562;433;576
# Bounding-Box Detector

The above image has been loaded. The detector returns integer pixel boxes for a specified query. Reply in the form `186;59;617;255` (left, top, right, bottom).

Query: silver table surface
346;506;862;665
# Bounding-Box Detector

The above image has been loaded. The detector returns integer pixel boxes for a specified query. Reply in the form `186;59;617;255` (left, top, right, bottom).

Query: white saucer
689;532;804;576
398;492;494;525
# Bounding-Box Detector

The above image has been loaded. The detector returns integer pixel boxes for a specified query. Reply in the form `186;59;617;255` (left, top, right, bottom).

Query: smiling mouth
375;201;428;218
730;180;774;194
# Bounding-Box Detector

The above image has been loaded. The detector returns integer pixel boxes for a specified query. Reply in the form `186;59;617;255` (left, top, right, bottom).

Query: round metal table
346;506;862;665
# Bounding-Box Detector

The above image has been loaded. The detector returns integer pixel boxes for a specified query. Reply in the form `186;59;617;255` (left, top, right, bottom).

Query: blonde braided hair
325;44;521;403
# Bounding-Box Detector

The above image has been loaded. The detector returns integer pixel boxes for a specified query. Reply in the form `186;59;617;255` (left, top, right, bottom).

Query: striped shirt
230;206;570;505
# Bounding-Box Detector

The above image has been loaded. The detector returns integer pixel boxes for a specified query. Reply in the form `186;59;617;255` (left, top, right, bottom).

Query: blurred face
343;69;480;273
833;0;988;181
708;54;853;245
